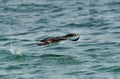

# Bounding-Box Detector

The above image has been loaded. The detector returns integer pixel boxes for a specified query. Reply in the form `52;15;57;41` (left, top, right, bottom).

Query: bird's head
65;33;80;37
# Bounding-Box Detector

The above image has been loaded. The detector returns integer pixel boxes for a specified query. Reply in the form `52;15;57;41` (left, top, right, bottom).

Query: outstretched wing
71;37;80;41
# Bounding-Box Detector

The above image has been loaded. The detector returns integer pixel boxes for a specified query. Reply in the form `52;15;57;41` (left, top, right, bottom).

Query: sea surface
0;0;120;79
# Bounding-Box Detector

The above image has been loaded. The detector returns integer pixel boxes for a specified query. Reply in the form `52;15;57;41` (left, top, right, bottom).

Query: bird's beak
75;34;80;36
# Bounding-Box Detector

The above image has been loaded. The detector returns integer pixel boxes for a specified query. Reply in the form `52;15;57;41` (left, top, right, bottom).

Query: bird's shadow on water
30;54;83;65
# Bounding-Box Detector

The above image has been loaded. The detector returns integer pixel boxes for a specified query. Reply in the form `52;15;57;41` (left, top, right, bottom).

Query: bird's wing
71;37;80;41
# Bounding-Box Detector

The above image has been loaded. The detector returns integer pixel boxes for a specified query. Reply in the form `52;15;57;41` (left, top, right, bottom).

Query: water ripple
0;0;120;79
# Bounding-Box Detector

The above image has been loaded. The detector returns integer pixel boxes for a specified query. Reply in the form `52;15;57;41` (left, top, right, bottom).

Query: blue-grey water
0;0;120;79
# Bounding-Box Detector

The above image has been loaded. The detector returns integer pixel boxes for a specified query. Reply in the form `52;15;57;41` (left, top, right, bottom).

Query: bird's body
37;33;80;46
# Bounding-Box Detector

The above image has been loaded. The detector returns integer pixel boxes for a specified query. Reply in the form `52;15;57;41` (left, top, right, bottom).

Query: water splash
9;40;23;56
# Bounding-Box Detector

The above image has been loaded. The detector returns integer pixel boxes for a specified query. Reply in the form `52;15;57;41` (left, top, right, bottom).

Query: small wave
84;48;101;52
93;65;120;72
5;65;22;70
65;71;86;75
106;2;120;6
99;42;117;45
2;3;60;13
115;43;120;47
110;26;120;30
60;23;83;28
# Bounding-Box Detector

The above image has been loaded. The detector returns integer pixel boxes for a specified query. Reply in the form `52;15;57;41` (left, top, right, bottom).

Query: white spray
9;40;23;56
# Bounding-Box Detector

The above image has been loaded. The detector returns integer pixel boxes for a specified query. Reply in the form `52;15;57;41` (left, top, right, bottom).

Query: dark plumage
37;33;80;46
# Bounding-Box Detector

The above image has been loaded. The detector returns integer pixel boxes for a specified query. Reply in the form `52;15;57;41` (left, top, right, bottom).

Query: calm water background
0;0;120;79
